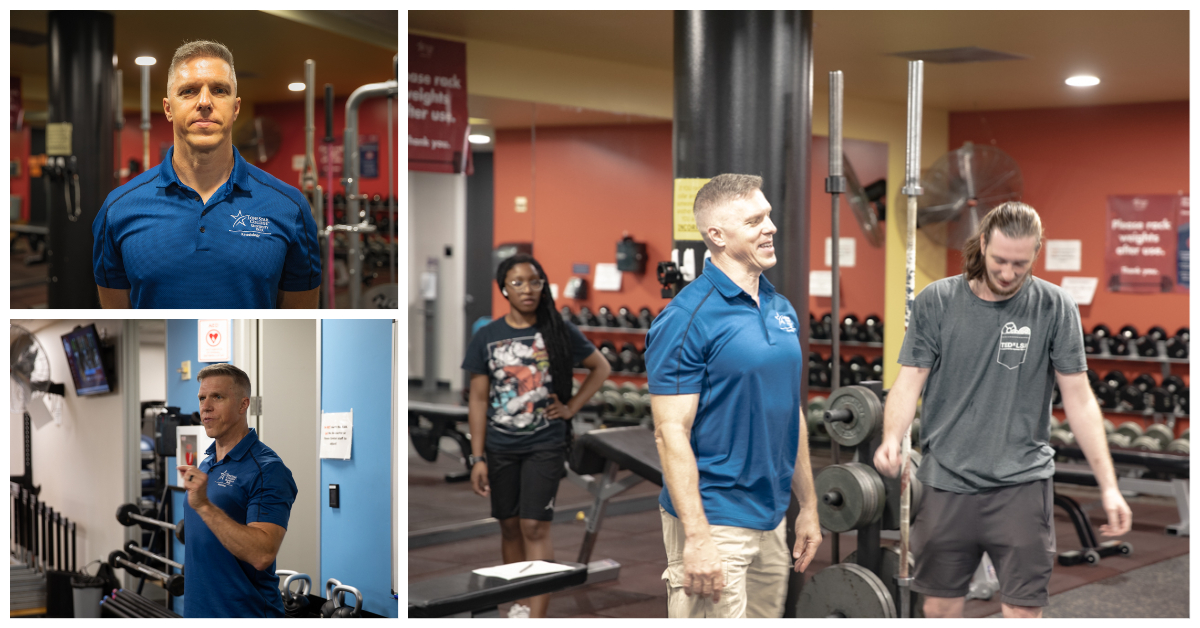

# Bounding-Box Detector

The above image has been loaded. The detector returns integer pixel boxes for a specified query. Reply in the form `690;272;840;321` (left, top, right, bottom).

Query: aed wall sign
198;319;231;363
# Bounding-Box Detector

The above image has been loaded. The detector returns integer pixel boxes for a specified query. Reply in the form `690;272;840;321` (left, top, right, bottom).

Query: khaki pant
660;507;789;618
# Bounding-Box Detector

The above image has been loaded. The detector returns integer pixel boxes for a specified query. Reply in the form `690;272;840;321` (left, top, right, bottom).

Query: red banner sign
1105;195;1181;293
408;35;469;174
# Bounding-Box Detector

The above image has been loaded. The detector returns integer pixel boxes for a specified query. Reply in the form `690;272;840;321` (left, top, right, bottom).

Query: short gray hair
167;40;237;96
693;173;764;244
196;363;251;400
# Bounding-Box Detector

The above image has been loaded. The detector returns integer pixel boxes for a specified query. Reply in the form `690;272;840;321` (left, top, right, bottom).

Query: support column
673;10;813;616
47;10;114;308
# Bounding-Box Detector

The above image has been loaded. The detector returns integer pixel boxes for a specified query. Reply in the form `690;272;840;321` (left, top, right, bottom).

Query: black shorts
910;479;1056;607
486;448;567;522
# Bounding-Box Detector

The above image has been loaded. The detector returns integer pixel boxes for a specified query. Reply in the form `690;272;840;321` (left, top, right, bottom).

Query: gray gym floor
990;553;1189;618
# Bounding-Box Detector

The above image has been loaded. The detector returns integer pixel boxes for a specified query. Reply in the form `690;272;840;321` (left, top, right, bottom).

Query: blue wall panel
320;320;395;617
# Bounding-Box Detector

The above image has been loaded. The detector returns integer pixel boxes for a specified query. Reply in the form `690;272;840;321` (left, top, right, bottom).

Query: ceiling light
468;134;491;145
288;83;305;92
1065;75;1099;87
135;57;156;66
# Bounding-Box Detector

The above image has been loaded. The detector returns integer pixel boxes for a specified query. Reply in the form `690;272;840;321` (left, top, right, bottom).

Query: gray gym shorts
910;478;1056;607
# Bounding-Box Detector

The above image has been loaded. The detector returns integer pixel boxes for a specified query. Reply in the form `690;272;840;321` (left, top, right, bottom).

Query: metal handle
828;71;844;180
903;60;924;195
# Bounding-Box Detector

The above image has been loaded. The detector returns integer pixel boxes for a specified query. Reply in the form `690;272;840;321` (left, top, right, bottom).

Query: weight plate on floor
881;450;923;530
795;562;896;618
844;545;923;618
825;386;883;447
816;462;885;532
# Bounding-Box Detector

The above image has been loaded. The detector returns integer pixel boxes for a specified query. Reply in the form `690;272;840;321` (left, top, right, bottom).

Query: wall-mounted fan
11;324;65;494
905;142;1023;250
844;155;886;248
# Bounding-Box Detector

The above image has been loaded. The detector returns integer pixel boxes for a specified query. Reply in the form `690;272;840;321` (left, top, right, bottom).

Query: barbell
124;539;184;571
115;503;185;545
108;549;185;597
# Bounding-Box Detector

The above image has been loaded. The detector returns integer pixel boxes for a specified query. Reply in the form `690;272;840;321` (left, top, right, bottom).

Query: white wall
139;343;165;402
408;170;467;391
20;320;129;571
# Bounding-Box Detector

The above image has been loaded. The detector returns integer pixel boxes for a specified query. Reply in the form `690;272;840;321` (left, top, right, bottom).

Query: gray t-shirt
898;274;1087;493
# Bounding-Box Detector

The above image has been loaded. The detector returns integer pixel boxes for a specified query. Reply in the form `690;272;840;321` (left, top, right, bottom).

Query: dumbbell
847;356;870;385
1162;375;1185;396
1084;334;1103;355
814;357;832;389
116;504;185;544
1117;385;1146;412
600;389;623;418
839;314;860;342
1146;387;1173;414
1086;369;1100;389
1146;326;1169;342
1107;432;1133;449
560;305;578;325
622;390;648;419
330;584;364;618
1091;324;1112;340
619;342;644;374
862;315;883;343
1050;429;1075;447
1131;424;1171;452
1135;335;1160;357
1118;325;1139;341
1132;374;1157;392
1116;422;1144;441
598;341;624;372
870;357;883;380
1177;387;1189;415
123;540;184;572
596;306;620;328
617;306;640;329
808;352;823;387
577;306;598;327
280;572;313;615
1103;370;1128;390
1165;438;1190;455
108;550;184;597
816;313;834;340
638;307;655;329
1102;418;1116;434
1165;337;1188;359
1106;336;1131;356
1093;382;1117;409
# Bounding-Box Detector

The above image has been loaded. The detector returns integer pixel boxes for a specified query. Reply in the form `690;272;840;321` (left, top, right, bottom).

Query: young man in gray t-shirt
875;202;1132;618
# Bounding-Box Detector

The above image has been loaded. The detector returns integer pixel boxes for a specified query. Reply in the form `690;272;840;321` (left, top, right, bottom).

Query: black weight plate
1132;374;1157;392
845;545;924;618
1104;370;1128;389
795;562;896;618
815;462;885;532
825;386;883;447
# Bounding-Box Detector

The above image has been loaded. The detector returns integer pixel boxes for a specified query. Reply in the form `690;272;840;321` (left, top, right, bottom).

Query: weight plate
1165;439;1189;455
1144;424;1174;448
1131;435;1163;452
816;462;885;532
1116;422;1144;440
1050;429;1075;447
1107;433;1132;449
881;450;923;530
825;386;884;447
795;562;896;618
845;545;924;618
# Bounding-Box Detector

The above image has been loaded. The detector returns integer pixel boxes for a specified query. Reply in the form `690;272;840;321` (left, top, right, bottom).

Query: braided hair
495;254;574;406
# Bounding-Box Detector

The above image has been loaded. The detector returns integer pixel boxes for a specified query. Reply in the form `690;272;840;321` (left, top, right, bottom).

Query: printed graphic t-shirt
462;317;597;453
898;274;1087;493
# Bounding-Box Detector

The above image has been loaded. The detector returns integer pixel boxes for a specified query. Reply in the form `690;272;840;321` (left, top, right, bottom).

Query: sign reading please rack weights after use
408;35;468;174
1105;195;1186;293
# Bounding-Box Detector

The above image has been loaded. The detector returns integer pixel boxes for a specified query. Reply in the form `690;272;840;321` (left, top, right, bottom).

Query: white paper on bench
472;560;575;580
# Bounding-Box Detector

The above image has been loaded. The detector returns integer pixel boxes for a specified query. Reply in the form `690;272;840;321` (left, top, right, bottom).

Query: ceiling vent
888;46;1029;64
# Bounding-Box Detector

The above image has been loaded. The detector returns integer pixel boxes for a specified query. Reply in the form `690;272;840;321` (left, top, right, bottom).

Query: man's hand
177;465;209;510
1098;487;1132;536
682;534;724;602
792;510;823;573
873;438;903;478
544;394;575;420
470;462;489;497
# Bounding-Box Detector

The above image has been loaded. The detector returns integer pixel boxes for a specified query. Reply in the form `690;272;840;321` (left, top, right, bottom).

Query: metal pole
825;70;846;565
898;58;924;620
387;54;397;285
423;257;439;393
304;60;316;191
115;68;123;184
324;84;336;309
141;64;151;171
343;73;397;308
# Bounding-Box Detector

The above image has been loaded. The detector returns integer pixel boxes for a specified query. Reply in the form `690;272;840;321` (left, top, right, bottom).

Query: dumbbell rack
1068;341;1188;436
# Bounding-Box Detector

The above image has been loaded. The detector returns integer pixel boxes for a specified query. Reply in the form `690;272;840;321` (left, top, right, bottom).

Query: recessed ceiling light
135;57;156;66
288;83;305;92
468;134;491;145
1065;75;1100;87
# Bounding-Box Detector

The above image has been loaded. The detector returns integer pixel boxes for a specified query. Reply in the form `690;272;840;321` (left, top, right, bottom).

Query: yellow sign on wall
673;178;710;242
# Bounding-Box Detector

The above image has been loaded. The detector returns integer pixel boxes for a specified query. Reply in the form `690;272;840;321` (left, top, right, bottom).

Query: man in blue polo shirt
646;174;822;618
177;363;298;617
93;40;320;308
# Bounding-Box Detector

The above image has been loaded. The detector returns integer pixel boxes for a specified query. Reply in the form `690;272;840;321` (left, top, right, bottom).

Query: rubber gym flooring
408;439;1189;618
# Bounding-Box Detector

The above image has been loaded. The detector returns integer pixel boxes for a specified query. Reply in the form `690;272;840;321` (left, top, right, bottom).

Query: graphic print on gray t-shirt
898;275;1087;493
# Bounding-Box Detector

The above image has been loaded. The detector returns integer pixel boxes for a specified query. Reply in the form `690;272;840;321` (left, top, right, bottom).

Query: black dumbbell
560;305;578;325
1163;375;1186;396
1177;388;1189;415
619;342;644;373
1107;336;1131;356
812;314;832;340
598;340;624;372
1174;327;1189;343
1118;325;1139;341
839;314;860;342
1103;370;1128;390
807;352;823;386
870;356;883;379
1092;324;1112;340
1084;334;1103;355
1147;387;1173;414
1132;374;1158;392
108;550;184;597
577;306;598;327
596;306;620;328
1118;385;1146;412
638;307;655;329
1135;335;1160;357
1094;382;1117;409
617;306;640;329
1165;337;1188;359
847;355;870;384
1147;326;1169;342
863;315;883;342
815;357;832;388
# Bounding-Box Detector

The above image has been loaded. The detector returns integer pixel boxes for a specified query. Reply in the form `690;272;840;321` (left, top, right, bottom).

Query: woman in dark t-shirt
461;254;610;618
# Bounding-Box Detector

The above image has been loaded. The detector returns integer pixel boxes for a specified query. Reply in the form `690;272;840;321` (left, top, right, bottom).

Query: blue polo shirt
645;260;804;531
183;428;297;618
92;146;321;308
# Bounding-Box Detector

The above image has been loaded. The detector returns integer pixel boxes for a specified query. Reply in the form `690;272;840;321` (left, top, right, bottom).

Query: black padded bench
569;426;662;564
407;561;587;618
408;389;473;482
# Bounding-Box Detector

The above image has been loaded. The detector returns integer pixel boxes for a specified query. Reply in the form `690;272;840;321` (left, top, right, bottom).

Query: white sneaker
507;603;531;618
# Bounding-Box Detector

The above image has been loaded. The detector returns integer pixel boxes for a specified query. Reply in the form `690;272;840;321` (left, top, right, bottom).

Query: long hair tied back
961;201;1044;282
495;254;574;404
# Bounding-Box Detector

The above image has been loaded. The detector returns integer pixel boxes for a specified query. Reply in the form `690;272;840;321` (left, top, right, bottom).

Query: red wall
948;102;1189;334
492;123;675;322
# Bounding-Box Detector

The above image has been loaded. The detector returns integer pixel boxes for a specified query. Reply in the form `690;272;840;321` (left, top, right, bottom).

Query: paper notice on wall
824;237;857;268
198;319;231;363
176;426;215;485
810;270;833;297
1061;277;1099;306
1045;240;1082;271
673;178;709;242
593;263;622;291
320;411;354;460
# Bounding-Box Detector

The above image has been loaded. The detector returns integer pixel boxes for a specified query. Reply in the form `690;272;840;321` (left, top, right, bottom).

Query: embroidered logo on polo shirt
774;312;796;333
216;470;238;488
229;210;271;238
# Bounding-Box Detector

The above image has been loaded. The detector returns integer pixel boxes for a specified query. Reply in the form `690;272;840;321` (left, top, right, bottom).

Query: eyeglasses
507;279;546;291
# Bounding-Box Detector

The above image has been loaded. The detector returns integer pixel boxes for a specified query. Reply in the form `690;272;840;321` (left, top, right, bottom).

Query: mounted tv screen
61;324;111;396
